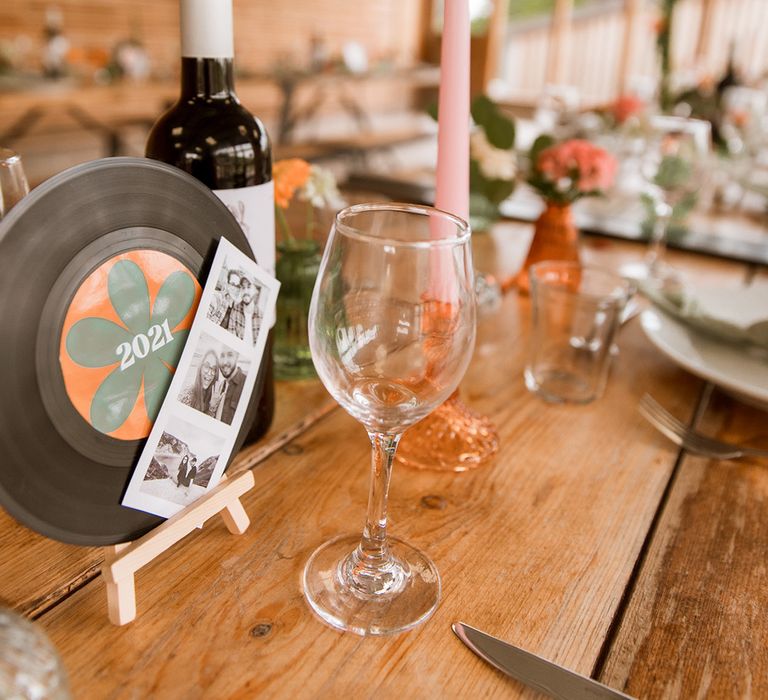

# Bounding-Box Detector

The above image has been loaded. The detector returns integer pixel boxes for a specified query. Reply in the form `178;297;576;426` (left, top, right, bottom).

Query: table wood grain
599;390;768;699
2;228;765;699
36;286;707;698
0;380;334;618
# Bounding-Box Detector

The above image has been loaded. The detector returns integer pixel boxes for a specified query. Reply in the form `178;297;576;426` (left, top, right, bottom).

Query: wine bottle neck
179;0;235;98
180;57;236;99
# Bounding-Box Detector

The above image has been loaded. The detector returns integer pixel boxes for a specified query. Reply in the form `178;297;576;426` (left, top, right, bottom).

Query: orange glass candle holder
515;202;580;294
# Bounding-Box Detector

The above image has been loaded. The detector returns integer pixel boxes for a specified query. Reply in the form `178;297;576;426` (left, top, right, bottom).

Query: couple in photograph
179;347;245;425
209;268;262;346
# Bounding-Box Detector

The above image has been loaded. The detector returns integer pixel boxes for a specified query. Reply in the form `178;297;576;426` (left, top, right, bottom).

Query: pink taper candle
435;0;470;222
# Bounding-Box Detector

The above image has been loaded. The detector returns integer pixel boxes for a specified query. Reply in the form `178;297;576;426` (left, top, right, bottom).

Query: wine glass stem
360;431;401;563
340;431;405;598
647;201;672;275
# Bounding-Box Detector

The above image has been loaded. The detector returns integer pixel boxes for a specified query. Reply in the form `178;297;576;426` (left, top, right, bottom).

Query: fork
639;394;768;460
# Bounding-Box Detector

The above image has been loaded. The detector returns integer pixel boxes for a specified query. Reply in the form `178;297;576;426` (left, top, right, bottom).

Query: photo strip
122;237;280;519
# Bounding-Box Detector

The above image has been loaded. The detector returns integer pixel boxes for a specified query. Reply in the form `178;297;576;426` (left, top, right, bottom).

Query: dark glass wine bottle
145;0;274;443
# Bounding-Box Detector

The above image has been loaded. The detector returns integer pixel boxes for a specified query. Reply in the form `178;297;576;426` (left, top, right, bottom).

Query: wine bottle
146;0;275;443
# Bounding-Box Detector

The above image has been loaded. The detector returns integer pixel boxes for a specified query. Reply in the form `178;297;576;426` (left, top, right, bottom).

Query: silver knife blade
452;622;635;700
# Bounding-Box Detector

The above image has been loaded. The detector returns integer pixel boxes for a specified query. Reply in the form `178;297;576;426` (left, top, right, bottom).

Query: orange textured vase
516;202;580;294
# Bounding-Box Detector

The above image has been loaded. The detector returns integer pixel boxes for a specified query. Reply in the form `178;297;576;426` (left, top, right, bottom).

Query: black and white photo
178;332;251;425
139;417;225;508
206;256;266;346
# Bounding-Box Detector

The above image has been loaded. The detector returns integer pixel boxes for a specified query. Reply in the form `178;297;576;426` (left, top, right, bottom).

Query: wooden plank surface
0;379;334;617
8;225;764;698
599;389;768;698
37;282;705;698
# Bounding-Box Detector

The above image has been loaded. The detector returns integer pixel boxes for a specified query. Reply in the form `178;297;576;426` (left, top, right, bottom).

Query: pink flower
536;139;617;195
612;94;645;124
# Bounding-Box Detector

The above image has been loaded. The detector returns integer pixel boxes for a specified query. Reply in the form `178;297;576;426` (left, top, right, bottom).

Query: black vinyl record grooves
0;157;255;545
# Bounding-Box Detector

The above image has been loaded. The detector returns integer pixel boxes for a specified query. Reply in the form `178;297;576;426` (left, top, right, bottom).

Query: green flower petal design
67;318;132;368
151;271;196;330
69;260;196;434
143;356;174;422
90;360;144;434
108;260;150;335
154;328;189;366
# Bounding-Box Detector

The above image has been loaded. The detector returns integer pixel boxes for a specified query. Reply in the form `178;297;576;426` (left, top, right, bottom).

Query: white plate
641;308;768;406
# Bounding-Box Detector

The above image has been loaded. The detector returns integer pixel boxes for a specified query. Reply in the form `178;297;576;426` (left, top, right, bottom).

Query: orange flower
273;159;311;208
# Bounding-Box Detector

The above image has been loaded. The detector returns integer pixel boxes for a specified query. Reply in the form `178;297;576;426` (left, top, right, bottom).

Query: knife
452;622;635;700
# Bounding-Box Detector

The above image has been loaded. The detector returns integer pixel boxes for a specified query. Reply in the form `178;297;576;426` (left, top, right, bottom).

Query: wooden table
1;225;766;698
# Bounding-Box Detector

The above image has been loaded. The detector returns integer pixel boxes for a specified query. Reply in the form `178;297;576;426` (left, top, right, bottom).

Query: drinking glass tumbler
525;261;632;404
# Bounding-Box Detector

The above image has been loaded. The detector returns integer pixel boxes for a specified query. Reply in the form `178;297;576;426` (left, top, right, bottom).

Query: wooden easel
101;470;255;625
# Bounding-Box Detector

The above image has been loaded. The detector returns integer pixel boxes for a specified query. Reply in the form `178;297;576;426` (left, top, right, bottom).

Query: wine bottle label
181;0;234;59
213;182;276;326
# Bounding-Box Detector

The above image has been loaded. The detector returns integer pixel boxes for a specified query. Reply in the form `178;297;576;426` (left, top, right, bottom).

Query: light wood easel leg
220;497;250;534
101;470;255;625
104;543;136;626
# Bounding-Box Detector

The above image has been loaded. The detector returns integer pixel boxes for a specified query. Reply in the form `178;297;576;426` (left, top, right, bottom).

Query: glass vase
515;201;580;294
274;239;321;380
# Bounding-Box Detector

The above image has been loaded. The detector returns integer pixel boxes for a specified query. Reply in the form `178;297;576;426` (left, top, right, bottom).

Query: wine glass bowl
621;116;711;285
641;117;709;203
303;202;475;635
309;204;475;435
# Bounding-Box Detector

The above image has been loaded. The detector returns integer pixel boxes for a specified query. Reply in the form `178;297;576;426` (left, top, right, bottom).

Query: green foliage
468;192;500;232
471;95;515;150
657;0;681;112
429;95;515;150
526;135;572;205
654;155;692;190
428;95;517;230
528;134;556;165
469;96;517;229
508;0;604;21
469;159;516;206
640;191;697;239
508;0;555;19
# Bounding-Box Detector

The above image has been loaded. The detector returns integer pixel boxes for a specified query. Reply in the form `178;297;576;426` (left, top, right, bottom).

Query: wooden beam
546;0;575;85
483;0;511;90
417;0;437;63
618;0;642;95
695;0;716;62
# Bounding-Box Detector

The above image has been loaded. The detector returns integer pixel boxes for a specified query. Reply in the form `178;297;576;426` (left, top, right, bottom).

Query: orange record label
60;250;202;440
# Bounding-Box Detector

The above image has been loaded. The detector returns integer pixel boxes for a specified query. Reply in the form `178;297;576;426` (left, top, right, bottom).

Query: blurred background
1;0;766;186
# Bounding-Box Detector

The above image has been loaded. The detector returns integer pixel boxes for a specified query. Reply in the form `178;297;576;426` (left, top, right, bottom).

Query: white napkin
642;280;768;347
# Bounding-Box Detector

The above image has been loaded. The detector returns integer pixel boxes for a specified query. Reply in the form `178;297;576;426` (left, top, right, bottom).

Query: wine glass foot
302;534;440;636
396;395;499;472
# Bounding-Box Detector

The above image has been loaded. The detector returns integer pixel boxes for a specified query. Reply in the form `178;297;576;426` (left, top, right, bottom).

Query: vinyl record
0;157;259;545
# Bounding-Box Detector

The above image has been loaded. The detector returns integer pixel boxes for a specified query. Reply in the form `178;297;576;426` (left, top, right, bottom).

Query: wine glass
719;87;767;205
0;148;30;219
621;116;711;286
303;202;475;635
721;86;767;158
